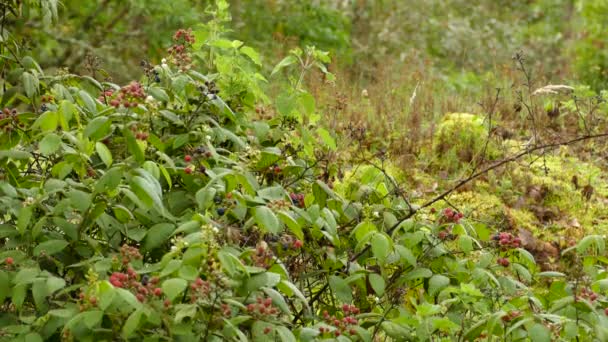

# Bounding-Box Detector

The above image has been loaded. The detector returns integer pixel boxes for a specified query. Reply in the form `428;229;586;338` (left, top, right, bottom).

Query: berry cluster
0;108;23;132
99;81;145;108
109;268;163;302
320;304;361;337
119;244;143;265
576;287;598;302
168;29;195;71
189;277;211;303
278;235;303;250
437;226;456;241
213;193;236;216
497;257;510;267
128;125;149;141
501;310;521;323
77;292;99;311
268;199;291;211
252;241;274;268
289;193;305;208
441;208;464;223
492;232;522;250
246;297;279;318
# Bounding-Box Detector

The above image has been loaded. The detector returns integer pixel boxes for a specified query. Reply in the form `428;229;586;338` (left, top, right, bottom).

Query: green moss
432;113;501;172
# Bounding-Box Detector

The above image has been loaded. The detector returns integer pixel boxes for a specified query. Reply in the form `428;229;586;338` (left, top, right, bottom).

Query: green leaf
275;326;297;342
58;101;77;130
262;287;290;313
24;333;43;342
162;278;188;301
0;150;32;160
278;211;303;240
123;127;144;164
17;205;33;235
195;187;217;210
148;87;170;102
254;206;280;234
246;272;281;292
240;46;262;66
95;142;113;167
428;274;450;296
116;288;143;310
82;310;104;329
22;71;39;98
271;55;297;76
79;90;97;114
39;133;61;155
528;323;551;342
33;111;58;132
368;273;386;297
316;127;336;150
329;275;352;303
34;239;69;256
122;309;143;339
85;116;111;140
143;223;175;251
371;233;391;262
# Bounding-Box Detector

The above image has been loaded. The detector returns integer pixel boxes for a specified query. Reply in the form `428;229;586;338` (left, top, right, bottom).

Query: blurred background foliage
9;0;606;88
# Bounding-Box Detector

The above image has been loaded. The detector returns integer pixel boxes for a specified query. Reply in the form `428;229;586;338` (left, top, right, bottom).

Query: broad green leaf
34;239;69;256
85;116;111;140
95;142;113;167
254;206;280;234
246;272;281;292
162;278;188;301
122;309;143;339
39;133;61;155
22;71;39;98
371;233;391;261
33;111;58;132
428;274;450;296
368;273;386;297
329;275;352;303
143;223;175;251
271;55;297;75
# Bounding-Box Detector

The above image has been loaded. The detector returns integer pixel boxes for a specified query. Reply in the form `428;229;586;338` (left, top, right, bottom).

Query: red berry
184;155;192;162
349;329;357;335
293;240;303;249
164;299;171;307
89;296;97;305
136;293;145;302
5;257;13;265
444;208;454;217
185;167;193;174
154;287;163;296
263;327;272;334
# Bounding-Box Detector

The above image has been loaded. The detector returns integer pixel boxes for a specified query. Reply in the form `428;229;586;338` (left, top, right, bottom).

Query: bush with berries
3;1;608;341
